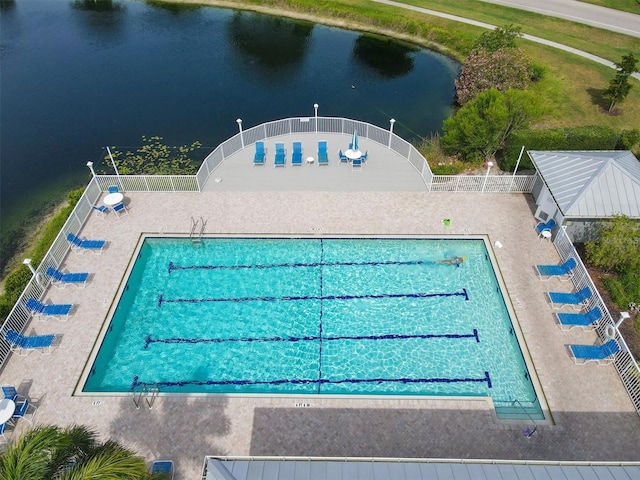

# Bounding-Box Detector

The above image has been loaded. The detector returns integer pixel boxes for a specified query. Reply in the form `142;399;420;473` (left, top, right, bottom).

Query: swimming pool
81;236;544;419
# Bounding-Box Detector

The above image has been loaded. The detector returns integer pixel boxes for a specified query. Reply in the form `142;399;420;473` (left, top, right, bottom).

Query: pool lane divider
317;239;325;395
157;288;469;307
131;371;492;390
143;329;480;349
167;257;465;273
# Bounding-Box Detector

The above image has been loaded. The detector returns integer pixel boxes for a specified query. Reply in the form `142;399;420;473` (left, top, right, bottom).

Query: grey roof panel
206;459;640;480
528;151;640;217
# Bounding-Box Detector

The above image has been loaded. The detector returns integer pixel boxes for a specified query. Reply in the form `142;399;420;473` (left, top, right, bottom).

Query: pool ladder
190;216;207;244
132;382;160;410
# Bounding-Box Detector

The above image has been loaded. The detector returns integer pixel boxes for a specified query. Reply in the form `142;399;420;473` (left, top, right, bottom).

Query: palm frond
0;425;63;480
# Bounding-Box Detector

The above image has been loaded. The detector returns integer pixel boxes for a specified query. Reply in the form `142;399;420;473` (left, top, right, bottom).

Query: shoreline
151;0;466;61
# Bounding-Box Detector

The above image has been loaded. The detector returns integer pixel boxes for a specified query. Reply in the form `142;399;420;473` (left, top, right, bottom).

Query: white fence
0;179;103;369
554;227;640;415
198;116;536;194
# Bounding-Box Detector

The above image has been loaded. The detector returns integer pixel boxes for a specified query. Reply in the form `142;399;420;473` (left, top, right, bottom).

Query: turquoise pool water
83;237;542;418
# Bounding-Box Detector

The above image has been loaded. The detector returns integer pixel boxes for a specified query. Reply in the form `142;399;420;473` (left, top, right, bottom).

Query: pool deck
2;139;639;478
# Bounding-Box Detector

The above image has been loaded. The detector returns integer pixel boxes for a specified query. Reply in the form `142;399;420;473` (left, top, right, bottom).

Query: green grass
577;0;640;14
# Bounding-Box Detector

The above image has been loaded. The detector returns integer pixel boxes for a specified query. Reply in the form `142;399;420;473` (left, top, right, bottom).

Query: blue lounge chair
66;233;106;253
274;143;286;167
253;141;266;165
92;205;109;218
555;307;602;331
151;460;174;479
338;150;349;162
536;257;577;281
4;329;57;356
318;141;328;165
569;338;619;365
291;142;303;166
12;399;37;424
535;218;556;234
45;266;89;288
26;298;73;320
547;286;592;310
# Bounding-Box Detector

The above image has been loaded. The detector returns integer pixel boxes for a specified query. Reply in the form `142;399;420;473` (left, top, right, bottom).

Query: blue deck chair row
274;142;286;167
536;257;577;281
45;266;89;288
4;329;57;356
254;141;266;165
67;233;106;253
26;298;73;320
570;338;620;365
318;141;328;165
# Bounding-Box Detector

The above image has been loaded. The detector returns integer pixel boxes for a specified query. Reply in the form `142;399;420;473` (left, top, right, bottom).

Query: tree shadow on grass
586;88;623;116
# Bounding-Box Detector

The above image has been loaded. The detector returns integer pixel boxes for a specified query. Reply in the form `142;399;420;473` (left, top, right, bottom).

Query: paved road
373;0;640;80
479;0;640;38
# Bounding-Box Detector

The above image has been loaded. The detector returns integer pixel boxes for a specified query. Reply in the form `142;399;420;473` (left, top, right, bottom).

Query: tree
473;24;522;52
455;48;532;105
442;88;541;162
105;136;202;175
0;425;151;479
585;214;640;273
603;53;639;113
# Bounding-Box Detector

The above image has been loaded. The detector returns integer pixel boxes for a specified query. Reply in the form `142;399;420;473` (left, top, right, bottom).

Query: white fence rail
0;179;103;369
554;227;640;415
94;175;199;192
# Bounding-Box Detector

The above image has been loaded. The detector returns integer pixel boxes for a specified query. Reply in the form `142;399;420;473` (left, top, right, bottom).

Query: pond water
0;0;459;267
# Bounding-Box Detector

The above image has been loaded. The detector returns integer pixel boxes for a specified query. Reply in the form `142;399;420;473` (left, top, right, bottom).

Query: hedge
498;126;640;171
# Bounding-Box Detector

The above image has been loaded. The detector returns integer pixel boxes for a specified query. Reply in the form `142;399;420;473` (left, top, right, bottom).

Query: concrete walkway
373;0;640;80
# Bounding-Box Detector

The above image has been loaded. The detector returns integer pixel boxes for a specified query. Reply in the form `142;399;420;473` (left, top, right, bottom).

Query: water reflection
144;0;202;14
353;34;416;78
228;12;313;69
71;0;124;12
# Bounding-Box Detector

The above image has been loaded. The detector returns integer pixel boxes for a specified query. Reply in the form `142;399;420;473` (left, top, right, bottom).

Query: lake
0;0;459;269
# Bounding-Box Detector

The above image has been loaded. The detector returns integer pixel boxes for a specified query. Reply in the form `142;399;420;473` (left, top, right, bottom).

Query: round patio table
345;149;362;160
103;192;124;206
0;398;15;425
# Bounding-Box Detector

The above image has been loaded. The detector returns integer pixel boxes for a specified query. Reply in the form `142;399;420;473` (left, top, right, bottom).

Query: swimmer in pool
437;256;466;266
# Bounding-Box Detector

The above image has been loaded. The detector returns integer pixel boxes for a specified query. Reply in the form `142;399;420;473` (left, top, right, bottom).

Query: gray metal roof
528;150;640;218
204;458;640;480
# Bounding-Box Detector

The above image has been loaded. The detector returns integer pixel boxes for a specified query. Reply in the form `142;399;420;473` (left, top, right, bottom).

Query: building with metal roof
202;457;640;480
528;151;640;241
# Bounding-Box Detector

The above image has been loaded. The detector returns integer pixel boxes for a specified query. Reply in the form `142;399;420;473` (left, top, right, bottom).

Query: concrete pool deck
2;146;639;477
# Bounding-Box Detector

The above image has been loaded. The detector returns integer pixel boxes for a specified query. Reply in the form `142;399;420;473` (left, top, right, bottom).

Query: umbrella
351;129;359;151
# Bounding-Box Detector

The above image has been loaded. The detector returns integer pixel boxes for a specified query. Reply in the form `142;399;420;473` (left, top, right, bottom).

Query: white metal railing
554;227;640;415
429;174;536;193
94;175;199;192
198;116;535;193
0;179;103;369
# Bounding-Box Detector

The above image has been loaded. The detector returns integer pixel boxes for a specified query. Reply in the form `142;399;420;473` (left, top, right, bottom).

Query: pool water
83;237;542;419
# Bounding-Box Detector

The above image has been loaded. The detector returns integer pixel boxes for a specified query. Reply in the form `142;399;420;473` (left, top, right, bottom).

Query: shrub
499;125;630;171
443;89;541;162
585;214;640;274
455;48;532;105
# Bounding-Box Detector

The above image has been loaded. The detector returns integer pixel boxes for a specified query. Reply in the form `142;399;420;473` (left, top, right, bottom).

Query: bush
455;48;532;105
499;125;630;171
603;270;640;310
